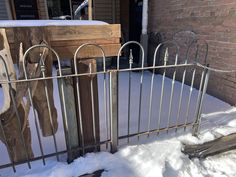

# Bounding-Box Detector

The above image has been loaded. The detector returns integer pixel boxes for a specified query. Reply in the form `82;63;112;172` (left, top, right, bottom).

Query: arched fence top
117;41;145;70
153;40;180;67
22;44;62;78
185;38;208;65
73;43;106;74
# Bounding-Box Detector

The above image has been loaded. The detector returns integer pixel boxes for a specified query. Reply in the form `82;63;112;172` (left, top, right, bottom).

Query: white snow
1;71;236;177
0;20;107;28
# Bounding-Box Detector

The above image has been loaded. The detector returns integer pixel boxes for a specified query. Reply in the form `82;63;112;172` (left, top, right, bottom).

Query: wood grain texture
55;44;121;59
3;24;121;63
183;133;236;159
57;68;79;162
12;27;58;137
47;25;121;41
0;29;33;162
74;59;100;153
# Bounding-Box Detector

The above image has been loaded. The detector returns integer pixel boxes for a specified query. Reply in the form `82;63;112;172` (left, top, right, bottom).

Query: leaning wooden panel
55;44;121;59
46;24;121;41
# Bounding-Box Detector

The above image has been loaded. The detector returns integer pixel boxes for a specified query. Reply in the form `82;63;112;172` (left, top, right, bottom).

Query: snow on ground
1;70;236;177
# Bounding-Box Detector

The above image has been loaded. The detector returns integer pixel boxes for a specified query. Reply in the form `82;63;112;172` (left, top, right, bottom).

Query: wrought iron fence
0;40;211;173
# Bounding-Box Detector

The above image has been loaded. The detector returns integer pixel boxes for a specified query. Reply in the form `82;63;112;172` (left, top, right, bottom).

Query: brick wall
149;0;236;105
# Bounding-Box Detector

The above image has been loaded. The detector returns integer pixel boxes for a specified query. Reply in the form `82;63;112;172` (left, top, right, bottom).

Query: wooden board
55;44;121;59
3;24;121;63
183;133;236;159
47;25;121;41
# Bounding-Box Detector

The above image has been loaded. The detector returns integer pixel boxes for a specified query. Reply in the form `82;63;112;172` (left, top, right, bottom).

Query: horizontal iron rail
119;122;194;140
0;63;195;84
0;140;111;170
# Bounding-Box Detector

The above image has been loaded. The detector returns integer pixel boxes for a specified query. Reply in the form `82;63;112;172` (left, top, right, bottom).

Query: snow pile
4;106;236;177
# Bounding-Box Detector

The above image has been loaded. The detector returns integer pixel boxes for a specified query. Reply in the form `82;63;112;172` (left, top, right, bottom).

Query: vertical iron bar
116;41;145;142
175;61;187;132
1;52;32;169
104;72;109;149
22;45;61;166
137;70;144;140
27;88;45;165
147;65;155;136
89;63;97;151
193;69;206;125
22;44;61;163
184;68;196;130
75;76;85;155
8;83;31;168
73;43;106;155
192;67;210;136
58;74;73;162
110;70;118;153
40;62;59;161
167;54;178;133
127;49;133;143
157;48;168;133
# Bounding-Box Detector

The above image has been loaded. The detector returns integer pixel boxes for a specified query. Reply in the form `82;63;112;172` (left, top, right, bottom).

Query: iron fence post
109;70;118;153
192;66;210;136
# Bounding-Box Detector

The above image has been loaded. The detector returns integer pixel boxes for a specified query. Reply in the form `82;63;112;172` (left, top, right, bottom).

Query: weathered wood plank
55;44;121;59
12;27;58;137
183;133;236;159
57;68;79;162
4;24;121;63
74;59;100;153
51;38;120;47
0;29;33;162
47;24;121;41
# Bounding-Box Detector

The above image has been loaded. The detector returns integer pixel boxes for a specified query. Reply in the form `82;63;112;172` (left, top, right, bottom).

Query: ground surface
1;71;236;177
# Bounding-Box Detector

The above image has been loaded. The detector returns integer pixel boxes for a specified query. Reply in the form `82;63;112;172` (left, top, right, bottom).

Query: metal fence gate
0;40;211;173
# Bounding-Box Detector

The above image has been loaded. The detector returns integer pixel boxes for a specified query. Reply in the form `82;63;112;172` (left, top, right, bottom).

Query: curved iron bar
185;38;208;64
183;39;209;132
22;44;61;162
0;55;17;172
117;41;145;70
116;41;145;142
174;38;207;132
152;41;179;134
172;30;196;37
74;43;106;153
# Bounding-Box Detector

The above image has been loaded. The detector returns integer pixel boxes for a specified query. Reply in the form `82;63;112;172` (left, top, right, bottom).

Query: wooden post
110;70;118;153
58;68;79;162
88;0;93;20
74;59;100;153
